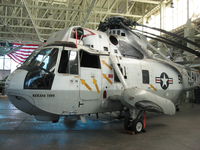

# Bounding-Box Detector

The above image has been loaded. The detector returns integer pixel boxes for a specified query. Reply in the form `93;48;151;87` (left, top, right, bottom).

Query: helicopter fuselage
5;26;200;122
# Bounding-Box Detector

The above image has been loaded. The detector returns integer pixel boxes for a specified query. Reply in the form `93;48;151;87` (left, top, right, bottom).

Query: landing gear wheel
124;110;146;134
134;120;144;134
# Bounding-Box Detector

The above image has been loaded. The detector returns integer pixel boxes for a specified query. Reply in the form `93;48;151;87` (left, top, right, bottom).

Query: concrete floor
0;97;200;150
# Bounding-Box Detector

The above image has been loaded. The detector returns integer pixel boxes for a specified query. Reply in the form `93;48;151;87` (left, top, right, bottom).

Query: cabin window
121;33;125;36
104;47;108;51
80;50;101;68
58;50;78;74
142;70;149;84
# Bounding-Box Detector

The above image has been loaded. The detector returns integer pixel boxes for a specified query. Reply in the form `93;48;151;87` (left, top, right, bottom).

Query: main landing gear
124;109;146;134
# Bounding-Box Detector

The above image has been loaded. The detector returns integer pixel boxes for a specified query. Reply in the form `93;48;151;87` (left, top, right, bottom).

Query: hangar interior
0;0;200;150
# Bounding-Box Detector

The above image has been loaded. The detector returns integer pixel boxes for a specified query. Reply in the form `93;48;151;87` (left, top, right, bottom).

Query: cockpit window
24;48;58;72
23;48;58;90
23;49;40;65
58;50;78;74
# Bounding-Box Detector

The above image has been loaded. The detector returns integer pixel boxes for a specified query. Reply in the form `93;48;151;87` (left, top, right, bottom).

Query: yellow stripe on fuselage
93;78;100;94
102;60;113;70
81;79;92;91
103;74;113;84
149;84;157;91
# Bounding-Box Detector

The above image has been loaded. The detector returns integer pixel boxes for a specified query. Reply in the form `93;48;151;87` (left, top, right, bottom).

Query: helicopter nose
5;69;37;115
5;69;28;91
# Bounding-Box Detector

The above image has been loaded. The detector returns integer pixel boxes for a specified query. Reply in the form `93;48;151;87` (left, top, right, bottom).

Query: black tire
124;110;145;133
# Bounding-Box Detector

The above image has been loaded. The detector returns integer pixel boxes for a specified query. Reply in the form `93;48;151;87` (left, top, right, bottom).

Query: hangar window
142;70;149;84
80;50;101;69
58;50;78;74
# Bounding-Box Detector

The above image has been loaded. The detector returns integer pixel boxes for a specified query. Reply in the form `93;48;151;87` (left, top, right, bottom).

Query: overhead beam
101;0;118;21
65;0;84;27
0;3;140;16
1;0;158;41
82;0;97;27
22;0;42;41
127;2;136;14
0;25;63;30
137;0;171;23
0;31;50;36
95;11;142;18
0;4;81;11
130;0;160;4
0;16;99;24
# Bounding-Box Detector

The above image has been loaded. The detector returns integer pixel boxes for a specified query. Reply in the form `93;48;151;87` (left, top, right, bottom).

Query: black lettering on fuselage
32;94;55;98
47;94;55;97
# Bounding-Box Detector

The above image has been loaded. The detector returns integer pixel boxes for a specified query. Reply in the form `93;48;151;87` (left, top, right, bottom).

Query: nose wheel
124;110;146;134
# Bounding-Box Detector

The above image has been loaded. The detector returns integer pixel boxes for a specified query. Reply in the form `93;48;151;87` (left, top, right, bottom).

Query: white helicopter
5;17;200;133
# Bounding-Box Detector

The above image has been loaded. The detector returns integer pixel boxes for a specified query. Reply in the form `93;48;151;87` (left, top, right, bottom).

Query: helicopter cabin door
52;49;79;114
79;50;102;100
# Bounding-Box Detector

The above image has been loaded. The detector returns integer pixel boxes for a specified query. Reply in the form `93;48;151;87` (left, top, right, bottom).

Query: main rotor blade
144;35;200;57
135;29;200;57
135;23;200;49
121;21;200;57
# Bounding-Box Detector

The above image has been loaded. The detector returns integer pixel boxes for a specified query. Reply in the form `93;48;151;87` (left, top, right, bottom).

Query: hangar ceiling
0;0;163;42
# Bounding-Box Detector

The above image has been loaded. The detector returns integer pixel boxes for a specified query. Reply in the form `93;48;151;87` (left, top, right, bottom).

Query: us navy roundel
155;72;173;90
